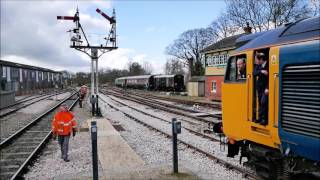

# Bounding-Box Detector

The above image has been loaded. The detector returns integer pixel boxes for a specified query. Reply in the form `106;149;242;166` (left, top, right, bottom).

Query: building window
211;81;217;93
224;55;229;64
214;56;219;65
206;54;229;66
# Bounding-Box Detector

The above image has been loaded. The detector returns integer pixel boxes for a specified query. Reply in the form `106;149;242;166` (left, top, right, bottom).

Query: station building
0;60;63;95
202;35;241;100
202;25;252;101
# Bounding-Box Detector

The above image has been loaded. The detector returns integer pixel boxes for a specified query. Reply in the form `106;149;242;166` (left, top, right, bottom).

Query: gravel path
24;97;95;179
99;96;247;180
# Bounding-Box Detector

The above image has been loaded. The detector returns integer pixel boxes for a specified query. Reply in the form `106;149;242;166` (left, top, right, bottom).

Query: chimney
243;22;252;34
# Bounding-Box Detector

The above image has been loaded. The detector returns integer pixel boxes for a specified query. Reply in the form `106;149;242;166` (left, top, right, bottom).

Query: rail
0;91;79;179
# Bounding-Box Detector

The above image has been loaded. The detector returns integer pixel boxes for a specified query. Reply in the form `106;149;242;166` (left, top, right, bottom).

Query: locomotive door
252;49;270;126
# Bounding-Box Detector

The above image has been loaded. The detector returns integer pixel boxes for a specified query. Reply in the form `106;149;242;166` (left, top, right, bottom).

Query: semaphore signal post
57;7;117;116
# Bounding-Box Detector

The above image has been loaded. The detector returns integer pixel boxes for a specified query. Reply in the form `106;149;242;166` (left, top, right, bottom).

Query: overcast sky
1;0;225;73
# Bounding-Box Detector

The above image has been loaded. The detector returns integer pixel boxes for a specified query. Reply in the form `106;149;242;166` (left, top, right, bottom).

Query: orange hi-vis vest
52;111;77;136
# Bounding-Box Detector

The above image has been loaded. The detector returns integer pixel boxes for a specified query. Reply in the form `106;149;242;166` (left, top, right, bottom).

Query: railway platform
84;118;198;180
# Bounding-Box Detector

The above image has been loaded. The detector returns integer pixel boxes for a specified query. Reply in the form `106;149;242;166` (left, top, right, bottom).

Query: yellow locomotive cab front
222;47;281;149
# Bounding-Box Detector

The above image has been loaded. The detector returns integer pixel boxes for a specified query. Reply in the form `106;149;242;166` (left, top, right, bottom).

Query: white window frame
211;80;217;93
214;56;218;65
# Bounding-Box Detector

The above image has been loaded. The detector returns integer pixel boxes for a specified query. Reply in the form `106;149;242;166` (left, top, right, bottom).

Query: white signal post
57;7;117;116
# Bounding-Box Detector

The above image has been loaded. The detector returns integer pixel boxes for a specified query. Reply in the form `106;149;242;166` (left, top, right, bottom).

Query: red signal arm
96;8;115;24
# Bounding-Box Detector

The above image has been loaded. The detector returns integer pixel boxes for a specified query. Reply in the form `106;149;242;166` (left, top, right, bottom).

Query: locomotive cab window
225;55;247;82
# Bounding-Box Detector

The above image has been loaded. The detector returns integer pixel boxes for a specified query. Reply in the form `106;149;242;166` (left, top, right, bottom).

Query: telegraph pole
58;7;117;116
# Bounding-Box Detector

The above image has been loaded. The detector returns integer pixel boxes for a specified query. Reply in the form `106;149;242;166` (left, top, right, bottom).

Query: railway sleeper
2;152;31;159
0;157;26;165
1;146;37;154
0;171;15;180
0;164;20;171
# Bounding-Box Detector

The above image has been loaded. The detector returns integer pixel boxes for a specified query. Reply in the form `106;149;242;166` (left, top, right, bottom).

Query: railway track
111;87;221;109
109;88;222;119
102;90;221;124
0;92;78;180
100;94;222;143
0;91;66;119
99;95;260;180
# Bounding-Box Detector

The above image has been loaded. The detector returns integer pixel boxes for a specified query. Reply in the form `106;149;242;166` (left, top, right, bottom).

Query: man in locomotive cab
253;52;269;125
236;58;246;79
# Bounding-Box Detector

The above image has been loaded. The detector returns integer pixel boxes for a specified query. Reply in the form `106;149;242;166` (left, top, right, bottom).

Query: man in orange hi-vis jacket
52;104;77;162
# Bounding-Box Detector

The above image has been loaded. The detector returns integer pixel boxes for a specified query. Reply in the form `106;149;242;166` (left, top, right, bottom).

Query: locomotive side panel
278;40;320;162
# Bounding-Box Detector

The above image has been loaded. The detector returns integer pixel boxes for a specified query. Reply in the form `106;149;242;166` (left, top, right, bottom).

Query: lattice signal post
57;8;117;116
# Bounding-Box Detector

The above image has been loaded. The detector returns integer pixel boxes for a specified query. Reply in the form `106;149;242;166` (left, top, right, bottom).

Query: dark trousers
79;99;83;108
258;91;268;122
58;135;70;160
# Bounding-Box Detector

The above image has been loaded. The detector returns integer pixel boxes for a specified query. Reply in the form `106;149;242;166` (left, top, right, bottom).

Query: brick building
202;24;253;101
202;34;243;100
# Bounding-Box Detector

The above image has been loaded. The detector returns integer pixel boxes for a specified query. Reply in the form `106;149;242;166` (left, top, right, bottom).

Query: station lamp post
57;7;118;116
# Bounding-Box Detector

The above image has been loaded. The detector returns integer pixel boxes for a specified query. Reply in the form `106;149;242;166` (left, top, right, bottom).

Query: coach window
2;66;6;78
225;55;247;82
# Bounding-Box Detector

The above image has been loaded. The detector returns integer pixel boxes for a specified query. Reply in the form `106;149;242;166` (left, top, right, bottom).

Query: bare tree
126;61;145;76
208;13;239;40
309;0;320;16
143;61;153;75
266;0;311;28
164;58;185;75
226;0;269;32
165;28;215;79
225;0;313;32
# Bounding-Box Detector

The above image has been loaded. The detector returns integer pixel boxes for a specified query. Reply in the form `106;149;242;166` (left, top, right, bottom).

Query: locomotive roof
0;59;59;73
235;16;320;52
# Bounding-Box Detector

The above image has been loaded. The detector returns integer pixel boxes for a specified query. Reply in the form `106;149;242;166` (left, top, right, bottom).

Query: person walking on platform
52;104;77;162
253;52;269;125
78;90;85;108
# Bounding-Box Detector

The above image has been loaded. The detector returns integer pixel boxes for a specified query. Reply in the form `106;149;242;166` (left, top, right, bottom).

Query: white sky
1;0;225;74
